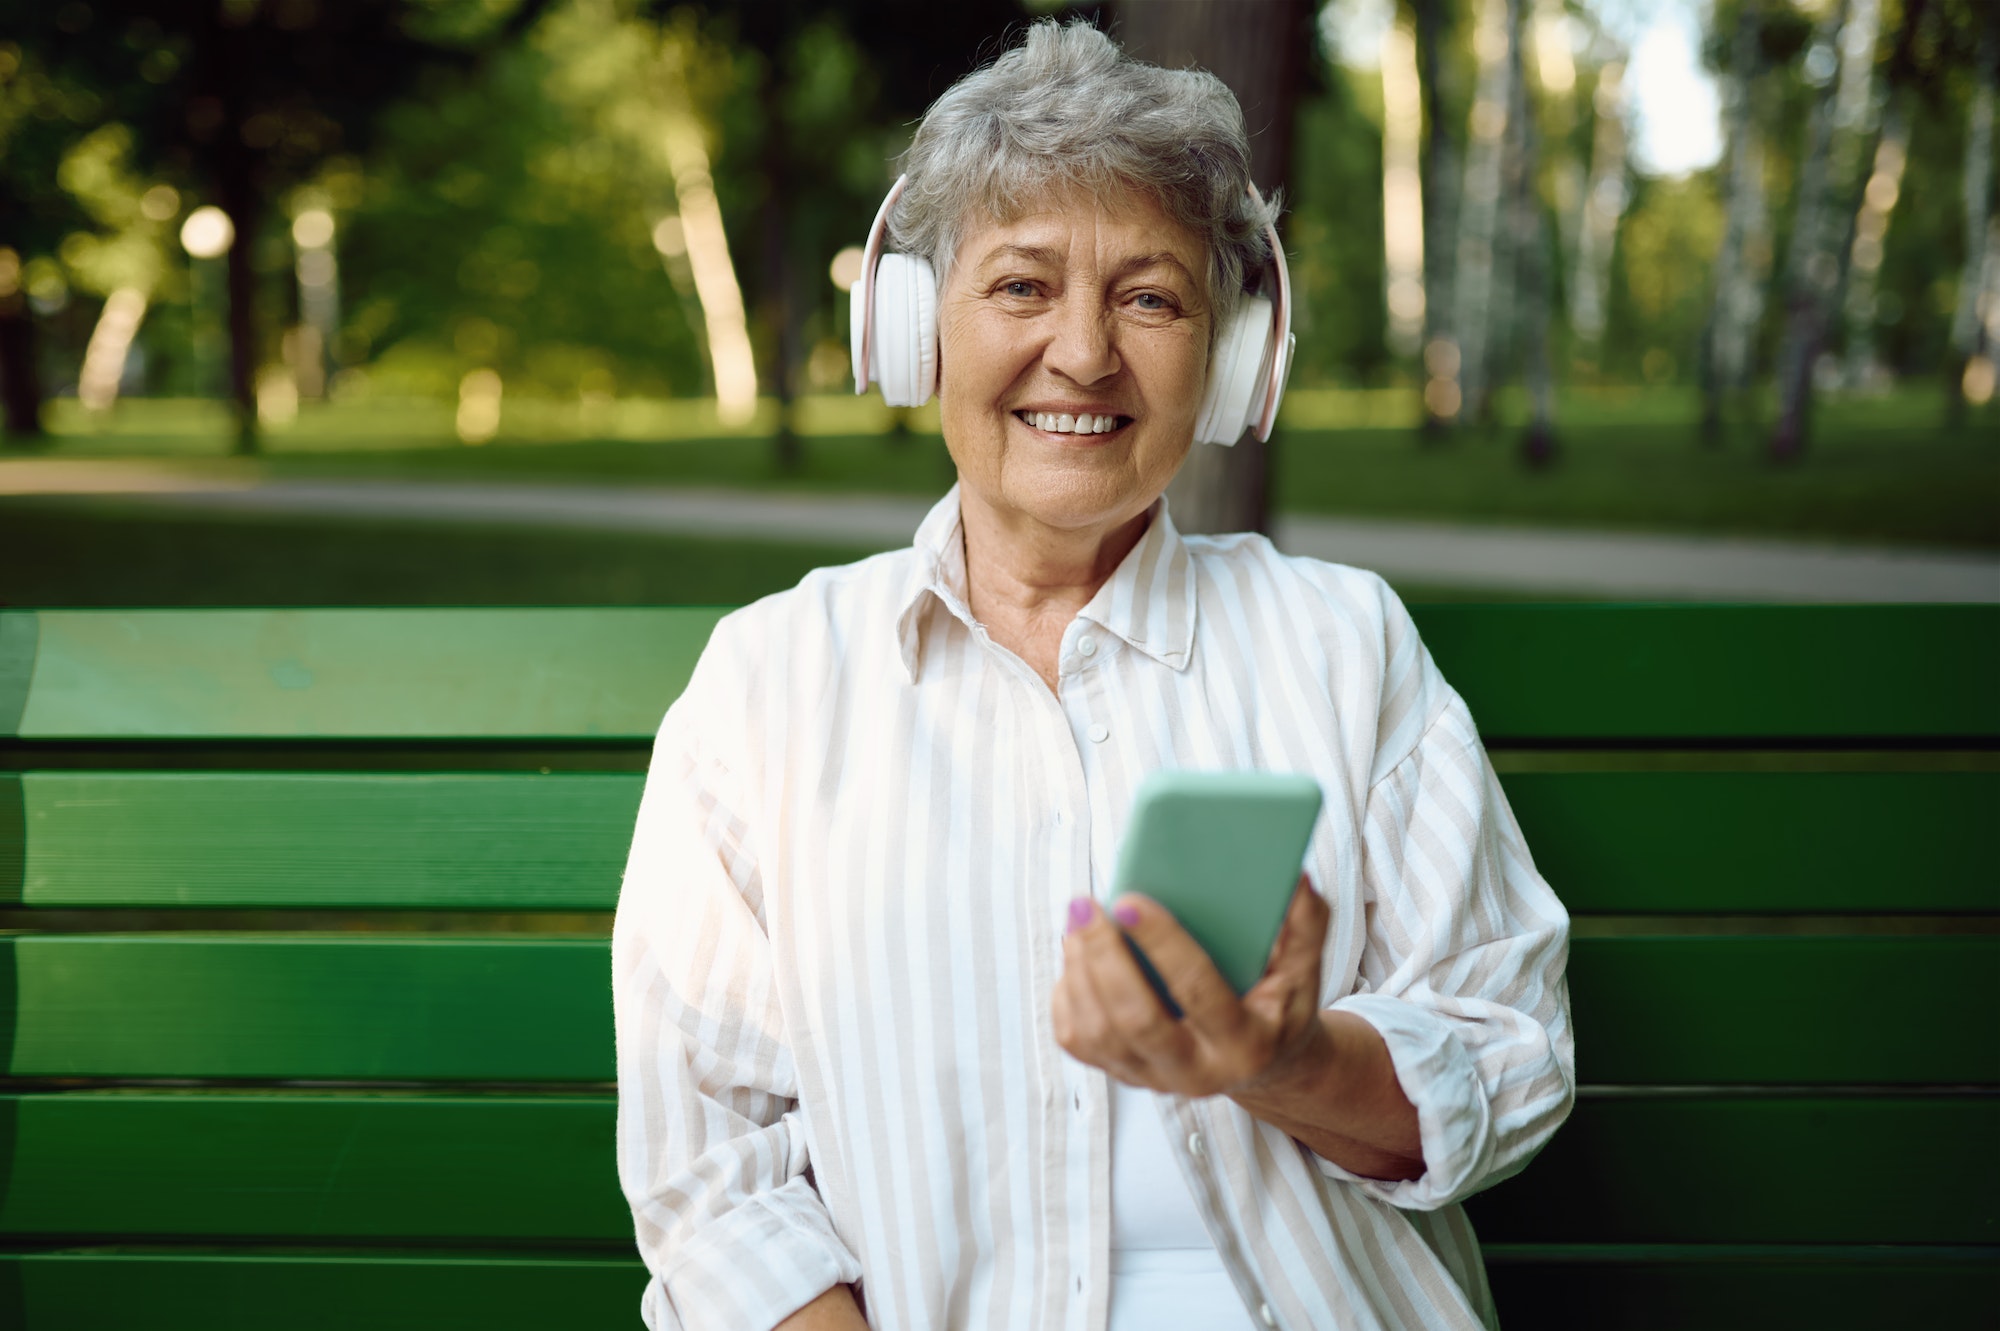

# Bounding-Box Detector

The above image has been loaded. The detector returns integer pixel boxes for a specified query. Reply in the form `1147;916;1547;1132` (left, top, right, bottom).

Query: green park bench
0;603;1993;1329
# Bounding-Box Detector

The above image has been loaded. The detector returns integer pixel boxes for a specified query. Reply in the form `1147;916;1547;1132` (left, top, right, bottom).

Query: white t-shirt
1109;1080;1258;1330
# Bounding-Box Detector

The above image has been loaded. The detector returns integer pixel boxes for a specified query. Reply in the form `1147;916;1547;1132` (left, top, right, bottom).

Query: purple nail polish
1112;903;1140;928
1067;898;1093;932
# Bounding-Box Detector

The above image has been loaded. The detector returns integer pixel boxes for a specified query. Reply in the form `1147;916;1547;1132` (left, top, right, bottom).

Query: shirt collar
895;485;1198;682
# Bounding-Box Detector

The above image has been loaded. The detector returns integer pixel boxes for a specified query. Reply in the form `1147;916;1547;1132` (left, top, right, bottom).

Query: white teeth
1024;411;1121;434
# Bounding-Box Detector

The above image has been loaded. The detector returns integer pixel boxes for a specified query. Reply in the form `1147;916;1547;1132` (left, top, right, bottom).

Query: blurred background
1;0;1995;607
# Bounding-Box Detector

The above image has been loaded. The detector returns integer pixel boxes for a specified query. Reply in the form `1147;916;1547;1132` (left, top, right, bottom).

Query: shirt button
1187;1131;1204;1157
1087;723;1109;743
1077;635;1098;657
1260;1302;1277;1327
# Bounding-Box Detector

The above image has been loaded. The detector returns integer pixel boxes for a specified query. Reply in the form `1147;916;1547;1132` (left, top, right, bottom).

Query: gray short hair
889;19;1275;332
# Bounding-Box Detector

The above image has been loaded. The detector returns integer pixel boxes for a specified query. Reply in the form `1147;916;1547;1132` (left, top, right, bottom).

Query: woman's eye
1003;281;1036;298
1132;292;1171;311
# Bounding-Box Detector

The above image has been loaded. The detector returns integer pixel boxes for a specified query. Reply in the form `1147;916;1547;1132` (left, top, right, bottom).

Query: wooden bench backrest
1;605;1993;1329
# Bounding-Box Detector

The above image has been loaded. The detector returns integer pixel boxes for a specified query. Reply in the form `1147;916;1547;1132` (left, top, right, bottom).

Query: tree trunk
1947;10;1997;419
0;289;43;444
759;53;801;472
1452;0;1514;426
1505;0;1554;465
1772;0;1883;459
1118;0;1311;536
1413;0;1461;432
1700;11;1764;439
1569;58;1629;362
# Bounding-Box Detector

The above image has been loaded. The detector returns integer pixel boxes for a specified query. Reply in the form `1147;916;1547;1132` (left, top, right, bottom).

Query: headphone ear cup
1194;294;1273;446
871;252;939;407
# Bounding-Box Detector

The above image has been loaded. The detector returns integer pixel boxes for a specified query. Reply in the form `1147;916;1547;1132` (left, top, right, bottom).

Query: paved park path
5;459;1996;602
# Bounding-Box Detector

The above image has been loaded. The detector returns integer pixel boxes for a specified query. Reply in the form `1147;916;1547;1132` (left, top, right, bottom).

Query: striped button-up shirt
614;487;1574;1331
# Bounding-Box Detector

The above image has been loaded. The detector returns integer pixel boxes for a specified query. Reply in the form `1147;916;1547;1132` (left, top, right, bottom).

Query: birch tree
1452;0;1516;424
1567;55;1628;363
1502;0;1555;461
1948;7;1998;417
1700;9;1769;439
1412;0;1462;430
1842;0;1932;391
1770;0;1879;460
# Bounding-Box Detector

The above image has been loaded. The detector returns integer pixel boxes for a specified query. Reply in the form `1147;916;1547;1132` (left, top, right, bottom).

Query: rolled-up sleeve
613;677;861;1329
1319;686;1576;1211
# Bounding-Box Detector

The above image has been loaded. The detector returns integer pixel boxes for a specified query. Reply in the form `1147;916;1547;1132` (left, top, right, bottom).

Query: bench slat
1506;770;1997;913
0;1249;644;1331
1;608;725;740
1483;1245;1997;1328
6;773;643;909
0;1094;627;1240
7;769;1991;913
3;934;1993;1084
1567;936;2000;1085
8;606;1995;743
2;1094;1987;1246
2;936;611;1081
2;1248;1991;1331
1413;604;2000;741
1466;1096;2000;1245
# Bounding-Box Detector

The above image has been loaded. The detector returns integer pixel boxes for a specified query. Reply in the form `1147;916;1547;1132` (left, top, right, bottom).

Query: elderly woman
614;21;1572;1331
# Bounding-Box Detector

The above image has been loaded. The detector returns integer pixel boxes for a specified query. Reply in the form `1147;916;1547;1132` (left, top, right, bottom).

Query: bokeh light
179;206;234;259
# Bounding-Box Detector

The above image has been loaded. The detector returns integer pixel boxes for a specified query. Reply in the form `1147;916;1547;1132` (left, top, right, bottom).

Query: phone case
1110;770;1324;998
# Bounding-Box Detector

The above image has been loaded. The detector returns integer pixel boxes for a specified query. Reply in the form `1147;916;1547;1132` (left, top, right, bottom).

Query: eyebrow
976;245;1200;285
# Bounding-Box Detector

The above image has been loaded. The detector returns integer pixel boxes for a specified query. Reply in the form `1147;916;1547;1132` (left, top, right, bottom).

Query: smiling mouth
1014;410;1131;435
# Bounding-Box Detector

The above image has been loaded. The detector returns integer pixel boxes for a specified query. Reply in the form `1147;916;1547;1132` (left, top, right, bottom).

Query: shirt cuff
659;1180;864;1331
1315;993;1492;1210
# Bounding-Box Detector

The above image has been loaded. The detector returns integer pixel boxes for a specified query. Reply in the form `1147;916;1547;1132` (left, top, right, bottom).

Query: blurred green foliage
0;0;1993;482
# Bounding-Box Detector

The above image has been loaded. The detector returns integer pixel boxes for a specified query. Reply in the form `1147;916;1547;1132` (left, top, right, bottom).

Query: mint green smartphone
1110;770;1324;1005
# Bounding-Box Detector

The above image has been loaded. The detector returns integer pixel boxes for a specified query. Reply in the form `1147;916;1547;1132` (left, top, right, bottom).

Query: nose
1042;292;1120;386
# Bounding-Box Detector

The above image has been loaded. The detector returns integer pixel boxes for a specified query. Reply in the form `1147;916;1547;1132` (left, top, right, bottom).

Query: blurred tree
1412;0;1462;433
1700;3;1770;440
1770;0;1878;460
1946;3;1997;416
1117;0;1316;536
651;0;1060;470
0;31;102;442
1;0;553;453
338;5;723;406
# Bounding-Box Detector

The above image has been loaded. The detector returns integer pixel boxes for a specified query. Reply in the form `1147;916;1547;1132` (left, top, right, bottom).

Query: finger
1109;894;1246;1050
1059;902;1180;1081
1054;902;1119;1063
1261;875;1331;981
1242;877;1332;1046
1077;906;1194;1071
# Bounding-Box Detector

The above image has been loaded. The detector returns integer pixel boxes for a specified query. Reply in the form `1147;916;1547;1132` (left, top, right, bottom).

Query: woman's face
935;185;1212;537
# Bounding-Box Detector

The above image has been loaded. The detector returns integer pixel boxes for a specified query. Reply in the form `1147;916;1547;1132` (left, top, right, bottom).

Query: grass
18;386;1997;550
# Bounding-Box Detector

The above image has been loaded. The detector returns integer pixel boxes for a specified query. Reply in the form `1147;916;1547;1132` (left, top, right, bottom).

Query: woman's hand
1051;877;1425;1180
1052;876;1329;1097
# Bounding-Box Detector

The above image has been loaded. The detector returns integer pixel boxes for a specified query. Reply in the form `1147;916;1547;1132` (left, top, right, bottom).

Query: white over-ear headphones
850;175;1295;446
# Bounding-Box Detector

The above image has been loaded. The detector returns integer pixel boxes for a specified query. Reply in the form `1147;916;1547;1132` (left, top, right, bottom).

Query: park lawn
0;501;1542;608
21;387;2000;550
